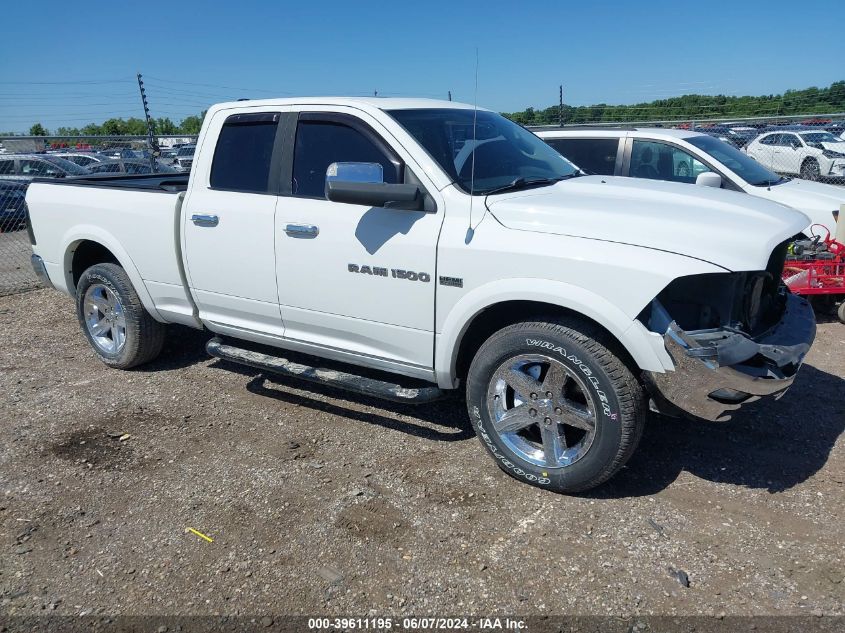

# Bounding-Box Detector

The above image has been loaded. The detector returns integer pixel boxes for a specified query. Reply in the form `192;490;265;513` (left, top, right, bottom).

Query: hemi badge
439;276;463;288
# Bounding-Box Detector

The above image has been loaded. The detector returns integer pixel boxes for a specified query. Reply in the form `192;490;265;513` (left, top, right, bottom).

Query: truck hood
486;175;810;272
744;178;843;235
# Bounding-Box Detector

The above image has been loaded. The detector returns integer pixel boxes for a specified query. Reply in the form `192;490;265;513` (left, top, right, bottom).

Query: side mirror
325;161;425;211
695;172;722;188
326;180;424;211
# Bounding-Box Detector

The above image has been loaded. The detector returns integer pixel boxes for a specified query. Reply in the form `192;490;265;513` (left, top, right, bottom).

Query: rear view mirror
695;172;722;188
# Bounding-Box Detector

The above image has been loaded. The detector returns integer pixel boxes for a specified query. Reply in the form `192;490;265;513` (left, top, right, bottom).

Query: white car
744;129;845;183
536;127;843;237
26;97;815;494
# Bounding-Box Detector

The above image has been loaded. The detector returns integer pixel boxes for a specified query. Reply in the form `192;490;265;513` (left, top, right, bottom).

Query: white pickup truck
26;97;816;493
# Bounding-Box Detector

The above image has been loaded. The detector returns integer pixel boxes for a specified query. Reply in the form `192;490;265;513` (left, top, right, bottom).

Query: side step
206;337;447;404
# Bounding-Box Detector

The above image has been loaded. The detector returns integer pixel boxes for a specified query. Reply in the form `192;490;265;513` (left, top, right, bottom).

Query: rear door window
0;159;14;175
544;138;619;175
630;140;710;184
210;113;279;193
20;159;60;177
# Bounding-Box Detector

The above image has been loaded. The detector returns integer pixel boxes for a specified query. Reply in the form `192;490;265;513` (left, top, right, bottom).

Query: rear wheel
75;263;165;369
465;319;646;494
838;299;845;324
800;158;821;181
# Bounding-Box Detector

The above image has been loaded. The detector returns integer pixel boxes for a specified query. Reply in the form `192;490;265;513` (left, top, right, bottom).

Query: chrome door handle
191;214;219;227
284;223;319;237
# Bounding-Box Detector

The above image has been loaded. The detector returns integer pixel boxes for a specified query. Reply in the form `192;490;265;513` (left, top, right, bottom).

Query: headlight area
639;264;816;422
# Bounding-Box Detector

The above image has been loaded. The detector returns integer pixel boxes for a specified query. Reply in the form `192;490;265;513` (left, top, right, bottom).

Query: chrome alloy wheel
486;354;597;468
83;283;127;354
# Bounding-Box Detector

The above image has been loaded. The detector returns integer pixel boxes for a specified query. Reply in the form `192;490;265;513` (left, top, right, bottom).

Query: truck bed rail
31;172;189;192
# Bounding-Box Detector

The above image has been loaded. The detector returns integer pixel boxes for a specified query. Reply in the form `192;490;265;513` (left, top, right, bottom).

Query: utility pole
448;90;452;102
559;85;563;127
137;73;160;172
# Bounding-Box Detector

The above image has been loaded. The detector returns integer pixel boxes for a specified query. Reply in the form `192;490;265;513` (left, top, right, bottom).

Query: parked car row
0;152;180;181
537;127;843;236
38;142;197;172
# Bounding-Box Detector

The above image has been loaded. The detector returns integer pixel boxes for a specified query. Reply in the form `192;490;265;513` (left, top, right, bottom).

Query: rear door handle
191;214;219;227
284;223;319;237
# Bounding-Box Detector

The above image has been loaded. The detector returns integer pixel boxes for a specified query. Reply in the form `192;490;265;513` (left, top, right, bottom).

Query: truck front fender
60;225;165;323
434;277;673;389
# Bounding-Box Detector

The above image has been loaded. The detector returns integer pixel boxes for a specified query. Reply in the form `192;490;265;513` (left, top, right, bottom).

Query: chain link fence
0;176;35;295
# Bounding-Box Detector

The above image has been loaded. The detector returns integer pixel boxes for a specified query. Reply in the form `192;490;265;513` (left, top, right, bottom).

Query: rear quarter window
545;137;619;176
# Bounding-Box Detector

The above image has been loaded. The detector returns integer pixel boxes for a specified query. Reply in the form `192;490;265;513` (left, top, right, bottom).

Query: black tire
75;263;165;369
800;158;820;182
466;319;646;494
838;300;845;324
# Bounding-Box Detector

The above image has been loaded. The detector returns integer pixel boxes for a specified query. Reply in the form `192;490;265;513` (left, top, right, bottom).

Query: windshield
800;132;841;144
686;134;783;186
387;109;578;194
177;146;195;157
42;155;91;175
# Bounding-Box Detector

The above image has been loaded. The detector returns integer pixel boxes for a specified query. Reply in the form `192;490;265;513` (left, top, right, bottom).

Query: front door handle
191;214;219;227
284;223;319;238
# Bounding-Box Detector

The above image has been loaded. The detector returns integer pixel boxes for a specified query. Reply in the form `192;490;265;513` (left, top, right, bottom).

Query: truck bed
32;172;190;192
27;176;196;326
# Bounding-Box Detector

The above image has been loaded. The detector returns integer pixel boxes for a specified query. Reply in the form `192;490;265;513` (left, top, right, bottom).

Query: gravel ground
1;289;843;620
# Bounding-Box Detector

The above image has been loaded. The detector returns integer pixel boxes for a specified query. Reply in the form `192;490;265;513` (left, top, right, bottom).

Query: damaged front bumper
645;293;816;422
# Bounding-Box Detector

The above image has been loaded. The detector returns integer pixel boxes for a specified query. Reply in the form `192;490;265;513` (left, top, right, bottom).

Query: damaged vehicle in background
745;129;845;183
26;97;816;494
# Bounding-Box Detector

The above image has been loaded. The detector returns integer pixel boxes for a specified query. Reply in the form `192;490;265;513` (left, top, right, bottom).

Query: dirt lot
1;289;843;619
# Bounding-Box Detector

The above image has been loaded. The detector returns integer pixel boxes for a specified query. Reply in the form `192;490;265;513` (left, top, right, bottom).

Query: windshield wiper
752;177;788;187
479;175;575;196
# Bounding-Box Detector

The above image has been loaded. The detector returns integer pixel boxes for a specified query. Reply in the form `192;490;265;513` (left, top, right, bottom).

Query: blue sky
1;0;843;132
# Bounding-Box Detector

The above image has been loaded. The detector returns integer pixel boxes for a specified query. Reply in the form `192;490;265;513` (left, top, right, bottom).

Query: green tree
503;80;845;125
178;113;205;135
29;122;48;136
155;117;178;135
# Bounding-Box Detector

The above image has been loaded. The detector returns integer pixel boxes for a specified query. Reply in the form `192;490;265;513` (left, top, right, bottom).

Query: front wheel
466;319;646;494
800;158;821;181
75;263;166;369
